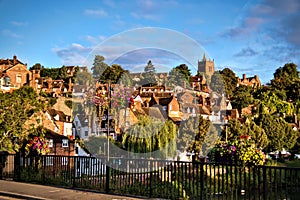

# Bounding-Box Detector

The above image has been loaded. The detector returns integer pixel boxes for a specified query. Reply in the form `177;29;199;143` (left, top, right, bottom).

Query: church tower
198;53;215;77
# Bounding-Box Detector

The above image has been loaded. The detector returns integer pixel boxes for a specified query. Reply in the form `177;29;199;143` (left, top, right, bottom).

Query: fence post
72;156;76;188
262;166;267;199
106;165;110;193
42;156;46;184
200;162;204;200
0;155;3;180
149;160;153;198
14;153;21;181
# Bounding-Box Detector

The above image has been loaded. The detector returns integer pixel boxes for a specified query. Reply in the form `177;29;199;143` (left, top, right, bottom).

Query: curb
0;191;48;200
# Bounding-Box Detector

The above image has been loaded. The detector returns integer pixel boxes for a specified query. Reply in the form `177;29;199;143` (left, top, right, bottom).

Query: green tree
173;64;191;82
210;71;225;95
75;70;94;85
224;119;268;149
255;114;299;152
144;60;156;73
220;68;238;98
166;67;189;89
231;85;254;112
271;63;299;101
102;64;131;84
178;116;218;156
139;60;157;86
0;86;44;153
122;116;177;159
92;55;109;80
29;63;43;70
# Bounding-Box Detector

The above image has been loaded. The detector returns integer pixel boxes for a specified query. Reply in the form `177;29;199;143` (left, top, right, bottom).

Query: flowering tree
24;127;50;157
25;136;50;156
209;135;265;166
111;87;133;110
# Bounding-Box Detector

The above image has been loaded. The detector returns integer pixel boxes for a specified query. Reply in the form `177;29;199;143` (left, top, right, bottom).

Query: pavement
0;180;147;200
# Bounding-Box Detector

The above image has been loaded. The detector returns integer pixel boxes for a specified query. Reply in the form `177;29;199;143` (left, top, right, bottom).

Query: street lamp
106;80;111;162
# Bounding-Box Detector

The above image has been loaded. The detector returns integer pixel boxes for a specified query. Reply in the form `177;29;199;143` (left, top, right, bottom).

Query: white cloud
11;21;27;26
1;29;22;38
52;43;93;66
84;8;108;17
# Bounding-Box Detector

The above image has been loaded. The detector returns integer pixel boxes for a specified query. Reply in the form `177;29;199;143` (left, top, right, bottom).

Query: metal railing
1;154;300;199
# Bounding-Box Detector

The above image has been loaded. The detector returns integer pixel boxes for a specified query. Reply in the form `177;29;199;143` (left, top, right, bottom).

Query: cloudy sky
1;0;300;84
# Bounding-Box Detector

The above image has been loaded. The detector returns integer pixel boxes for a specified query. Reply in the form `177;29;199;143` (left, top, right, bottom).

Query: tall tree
210;71;225;95
220;68;238;98
140;60;157;86
92;55;109;80
271;63;299;101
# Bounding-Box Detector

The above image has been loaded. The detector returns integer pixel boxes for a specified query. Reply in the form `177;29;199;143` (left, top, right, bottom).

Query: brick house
237;74;261;88
45;129;75;156
46;109;73;137
0;55;33;89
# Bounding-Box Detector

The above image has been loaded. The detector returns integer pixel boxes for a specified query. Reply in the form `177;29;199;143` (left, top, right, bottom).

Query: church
198;53;215;77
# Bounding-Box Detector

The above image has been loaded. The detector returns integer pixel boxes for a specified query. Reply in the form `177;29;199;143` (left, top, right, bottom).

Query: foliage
84;135;110;155
24;127;50;156
230;85;254;112
220;68;238;98
139;60;158;86
177;116;218;156
271;63;299;101
111;87;132;110
0;86;44;153
166;66;190;89
75;70;94;85
144;60;156;73
209;135;266;166
65;100;73;109
173;64;191;82
122;116;177;159
92;55;110;79
210;71;225;95
255;114;299;152
102;64;130;84
224;119;269;149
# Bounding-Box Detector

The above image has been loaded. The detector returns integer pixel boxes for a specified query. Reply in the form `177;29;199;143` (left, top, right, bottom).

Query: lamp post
107;80;111;162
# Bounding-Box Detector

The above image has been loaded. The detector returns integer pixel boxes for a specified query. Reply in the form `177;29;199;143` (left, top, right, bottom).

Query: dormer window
62;139;68;147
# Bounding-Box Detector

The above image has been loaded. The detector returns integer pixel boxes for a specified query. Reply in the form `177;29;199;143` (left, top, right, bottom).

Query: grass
265;159;300;168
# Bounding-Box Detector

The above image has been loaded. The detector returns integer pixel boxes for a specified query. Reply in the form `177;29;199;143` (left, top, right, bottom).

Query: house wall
50;142;75;156
6;64;31;88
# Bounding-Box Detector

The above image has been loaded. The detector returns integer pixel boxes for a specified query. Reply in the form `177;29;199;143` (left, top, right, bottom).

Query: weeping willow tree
122;116;177;159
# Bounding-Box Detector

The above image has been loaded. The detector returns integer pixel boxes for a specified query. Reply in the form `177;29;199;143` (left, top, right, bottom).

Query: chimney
13;55;17;65
243;74;246;80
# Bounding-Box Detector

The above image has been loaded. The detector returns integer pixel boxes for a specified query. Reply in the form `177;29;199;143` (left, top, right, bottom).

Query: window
169;105;172;111
62;139;68;147
48;139;53;148
85;131;88;136
16;74;22;83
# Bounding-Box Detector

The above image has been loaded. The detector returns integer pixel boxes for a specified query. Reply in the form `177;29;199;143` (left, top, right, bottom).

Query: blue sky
1;0;300;84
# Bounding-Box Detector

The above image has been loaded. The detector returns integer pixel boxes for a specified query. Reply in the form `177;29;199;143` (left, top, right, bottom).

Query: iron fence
0;154;300;199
